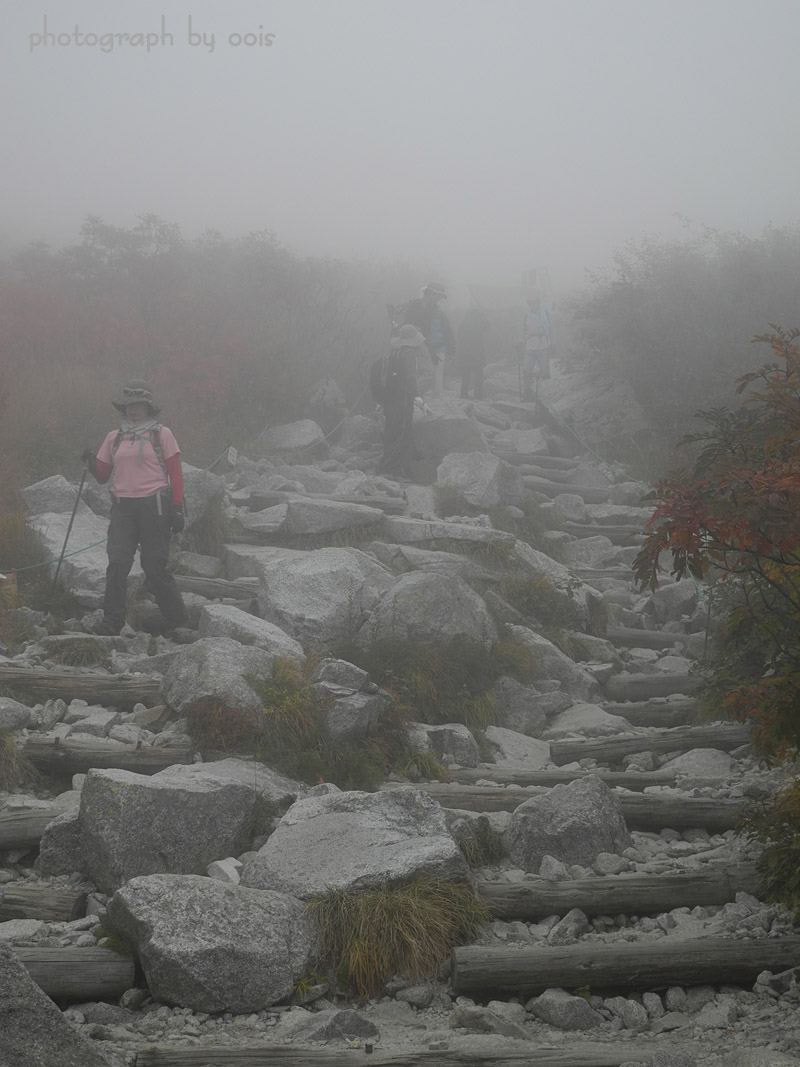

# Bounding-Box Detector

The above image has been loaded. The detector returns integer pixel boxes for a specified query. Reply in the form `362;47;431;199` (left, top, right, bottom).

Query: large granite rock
197;604;305;663
0;696;36;730
538;368;650;454
255;420;329;458
507;626;600;702
315;684;394;745
0;941;124;1067
78;766;257;892
256;547;396;648
107;874;315;1013
29;510;141;607
22;474;95;518
182;464;227;532
406;722;481;768
508;775;632;872
240;787;469;898
484;725;551;770
436;453;521;508
355;571;497;651
283;497;384;535
160;637;281;715
413;416;489;463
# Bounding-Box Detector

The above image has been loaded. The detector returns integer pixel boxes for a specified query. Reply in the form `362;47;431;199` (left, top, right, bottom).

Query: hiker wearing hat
81;380;189;637
380;324;426;478
403;283;455;398
522;295;552;399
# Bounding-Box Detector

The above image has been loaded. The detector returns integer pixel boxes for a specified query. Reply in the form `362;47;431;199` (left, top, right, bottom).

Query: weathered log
549;722;751;767
134;1043;659;1067
495;451;579;471
477;864;762;920
572;567;634;582
0;884;86;921
451;935;800;996
601;697;695;728
174;575;259;600
522;477;611;504
24;735;193;775
397;783;745;831
450;768;677;791
606;627;687;650
564;524;644;545
0;805;71;850
13;946;135;1001
0;666;160;707
248;491;407;515
604;672;702;700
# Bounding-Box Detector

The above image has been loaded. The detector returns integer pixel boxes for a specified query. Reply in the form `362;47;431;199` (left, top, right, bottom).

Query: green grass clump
47;637;108;667
180;496;232;557
456;818;507;868
499;572;585;631
184;657;407;791
742;780;800;914
0;729;34;790
307;876;490;1000
433;486;471;518
396;747;452;783
490;498;565;559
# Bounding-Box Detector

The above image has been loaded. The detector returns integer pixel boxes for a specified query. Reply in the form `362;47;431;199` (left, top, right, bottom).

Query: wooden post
477;864;762;920
13;946;135;1001
451;936;800;997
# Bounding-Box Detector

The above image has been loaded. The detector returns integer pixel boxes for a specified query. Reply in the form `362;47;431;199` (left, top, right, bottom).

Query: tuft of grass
499;572;585;631
433;486;471;518
456;818;507;868
741;779;800;913
544;627;599;662
47;637;109;667
492;631;540;684
490;498;566;560
93;924;136;957
0;729;34;790
397;748;452;783
307;876;490;1000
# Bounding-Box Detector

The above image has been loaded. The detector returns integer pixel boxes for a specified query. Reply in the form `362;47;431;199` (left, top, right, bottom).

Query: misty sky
3;0;799;294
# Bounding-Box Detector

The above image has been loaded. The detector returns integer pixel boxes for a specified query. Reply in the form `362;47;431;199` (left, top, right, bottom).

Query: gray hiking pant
103;493;187;630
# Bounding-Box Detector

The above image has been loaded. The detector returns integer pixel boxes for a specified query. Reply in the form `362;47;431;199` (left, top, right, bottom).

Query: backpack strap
111;425;169;483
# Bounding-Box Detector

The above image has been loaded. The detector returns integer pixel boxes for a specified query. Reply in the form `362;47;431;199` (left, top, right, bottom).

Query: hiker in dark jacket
82;379;189;637
380;324;426;478
458;304;490;400
403;283;455;397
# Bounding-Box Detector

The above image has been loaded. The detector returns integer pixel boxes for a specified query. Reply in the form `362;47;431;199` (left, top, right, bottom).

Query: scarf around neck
117;417;161;465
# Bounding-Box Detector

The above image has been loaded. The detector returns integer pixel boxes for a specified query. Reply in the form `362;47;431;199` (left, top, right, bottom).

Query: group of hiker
378;284;553;476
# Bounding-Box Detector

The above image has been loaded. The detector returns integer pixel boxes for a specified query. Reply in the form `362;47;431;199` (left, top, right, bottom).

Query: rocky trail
1;362;798;1067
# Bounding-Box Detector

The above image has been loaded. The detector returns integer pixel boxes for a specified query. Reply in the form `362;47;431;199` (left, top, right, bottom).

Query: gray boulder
560;535;619;569
0;941;123;1067
182;464;227;532
0;697;35;730
316;684;394;745
660;748;737;777
288;1009;379;1042
79;766;257;891
39;808;84;877
436;452;521;508
283;497;384;535
544;702;632;740
538;367;650;454
172;757;306;807
22;474;95;517
355;572;497;651
406;722;481;768
508;775;631;872
257;547;396;648
256;419;329;458
107;874;315;1013
413;416;489;463
508;626;600;702
240;787;469;898
484;725;550;770
527;987;603;1030
650;580;700;623
160;637;279;715
197;604;305;663
489;676;548;735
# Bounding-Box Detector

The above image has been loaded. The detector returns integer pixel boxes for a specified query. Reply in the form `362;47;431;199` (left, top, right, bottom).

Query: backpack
111;424;168;480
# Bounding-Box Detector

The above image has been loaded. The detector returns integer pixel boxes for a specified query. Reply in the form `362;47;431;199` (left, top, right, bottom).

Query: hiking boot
92;619;122;636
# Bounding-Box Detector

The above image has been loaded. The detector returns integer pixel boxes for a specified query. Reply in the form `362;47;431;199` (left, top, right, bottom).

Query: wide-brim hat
423;282;447;298
395;324;426;348
112;379;160;414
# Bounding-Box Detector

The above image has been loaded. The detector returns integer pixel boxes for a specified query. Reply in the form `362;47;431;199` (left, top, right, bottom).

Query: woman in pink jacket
83;379;189;636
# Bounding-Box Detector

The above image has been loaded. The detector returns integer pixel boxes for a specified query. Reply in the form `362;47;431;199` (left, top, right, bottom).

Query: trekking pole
47;469;87;610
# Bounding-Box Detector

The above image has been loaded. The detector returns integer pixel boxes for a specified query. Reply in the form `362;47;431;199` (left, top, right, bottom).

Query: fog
3;0;799;294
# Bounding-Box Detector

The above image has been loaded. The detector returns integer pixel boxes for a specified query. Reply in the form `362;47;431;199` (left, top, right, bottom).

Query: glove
170;504;185;535
81;449;97;475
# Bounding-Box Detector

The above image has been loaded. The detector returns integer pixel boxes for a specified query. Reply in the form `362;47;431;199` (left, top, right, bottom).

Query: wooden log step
13;946;135;1001
450;768;678;791
573;567;634;582
23;735;193;776
0;666;160;708
604;672;702;700
606;627;688;650
248;491;407;515
398;784;745;832
477;864;762;921
494;451;580;471
174;575;259;600
134;1042;661;1066
601;697;695;728
549;722;751;767
0;805;73;851
564;524;644;544
522;477;611;504
0;884;86;921
451;935;800;997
